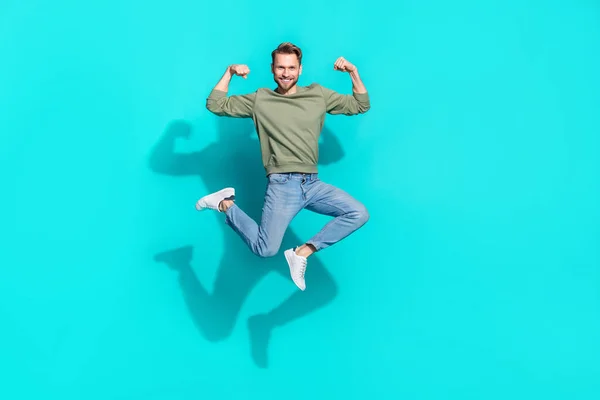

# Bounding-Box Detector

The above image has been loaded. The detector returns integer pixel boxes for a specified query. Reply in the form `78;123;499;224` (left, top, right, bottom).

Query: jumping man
196;42;371;291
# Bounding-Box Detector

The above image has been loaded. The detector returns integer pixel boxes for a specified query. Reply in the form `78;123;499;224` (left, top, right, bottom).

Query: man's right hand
228;64;250;79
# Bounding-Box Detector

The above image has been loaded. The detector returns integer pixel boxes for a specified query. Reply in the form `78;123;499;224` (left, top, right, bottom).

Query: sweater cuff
353;91;370;102
208;89;227;99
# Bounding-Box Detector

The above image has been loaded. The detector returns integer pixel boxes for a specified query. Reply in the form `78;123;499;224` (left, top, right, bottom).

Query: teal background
1;0;599;399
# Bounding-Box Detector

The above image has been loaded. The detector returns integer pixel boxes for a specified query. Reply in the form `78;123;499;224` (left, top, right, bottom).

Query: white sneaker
195;187;235;212
284;248;307;291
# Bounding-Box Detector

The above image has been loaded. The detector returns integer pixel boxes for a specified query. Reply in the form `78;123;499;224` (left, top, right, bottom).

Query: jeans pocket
268;173;290;184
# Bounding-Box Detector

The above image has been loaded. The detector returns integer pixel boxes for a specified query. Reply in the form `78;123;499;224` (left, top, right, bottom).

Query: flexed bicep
320;85;370;115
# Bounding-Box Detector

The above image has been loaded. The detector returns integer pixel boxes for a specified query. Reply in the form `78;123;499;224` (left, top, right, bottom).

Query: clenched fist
333;57;356;73
228;64;250;79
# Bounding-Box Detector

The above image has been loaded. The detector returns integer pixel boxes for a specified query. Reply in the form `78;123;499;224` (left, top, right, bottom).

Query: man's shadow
148;117;343;368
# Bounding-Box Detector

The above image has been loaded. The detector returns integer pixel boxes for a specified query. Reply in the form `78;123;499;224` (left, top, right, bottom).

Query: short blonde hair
271;42;303;65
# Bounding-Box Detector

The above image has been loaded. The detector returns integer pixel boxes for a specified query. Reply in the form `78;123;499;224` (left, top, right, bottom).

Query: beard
274;75;298;91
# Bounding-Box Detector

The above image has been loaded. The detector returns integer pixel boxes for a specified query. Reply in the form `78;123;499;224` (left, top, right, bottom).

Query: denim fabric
224;173;369;257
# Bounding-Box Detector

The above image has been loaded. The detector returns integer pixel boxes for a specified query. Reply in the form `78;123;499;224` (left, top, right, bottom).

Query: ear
299;64;303;75
270;63;274;73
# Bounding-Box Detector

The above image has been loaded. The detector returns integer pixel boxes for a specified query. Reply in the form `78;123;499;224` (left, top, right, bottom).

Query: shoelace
298;259;307;278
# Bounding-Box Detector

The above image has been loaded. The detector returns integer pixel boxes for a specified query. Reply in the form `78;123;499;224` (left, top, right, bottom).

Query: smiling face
271;53;302;95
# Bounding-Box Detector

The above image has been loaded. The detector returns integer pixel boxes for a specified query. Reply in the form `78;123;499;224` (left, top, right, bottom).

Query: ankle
219;199;234;212
295;244;316;258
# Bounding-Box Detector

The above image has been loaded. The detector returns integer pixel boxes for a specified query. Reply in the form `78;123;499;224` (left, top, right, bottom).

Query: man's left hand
333;57;356;73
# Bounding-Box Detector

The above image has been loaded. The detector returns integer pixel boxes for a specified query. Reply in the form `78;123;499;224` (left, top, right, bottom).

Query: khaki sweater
206;83;370;175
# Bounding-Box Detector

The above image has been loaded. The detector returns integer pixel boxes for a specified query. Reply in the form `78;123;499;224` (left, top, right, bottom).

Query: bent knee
351;204;370;226
255;246;280;258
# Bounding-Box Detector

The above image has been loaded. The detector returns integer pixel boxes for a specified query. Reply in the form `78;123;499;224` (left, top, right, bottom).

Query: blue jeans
224;173;369;257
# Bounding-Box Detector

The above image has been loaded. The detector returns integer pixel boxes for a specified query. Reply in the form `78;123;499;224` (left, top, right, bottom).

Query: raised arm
206;64;256;118
320;57;371;115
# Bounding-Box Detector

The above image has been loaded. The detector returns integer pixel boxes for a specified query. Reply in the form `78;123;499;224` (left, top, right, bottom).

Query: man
196;42;370;291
